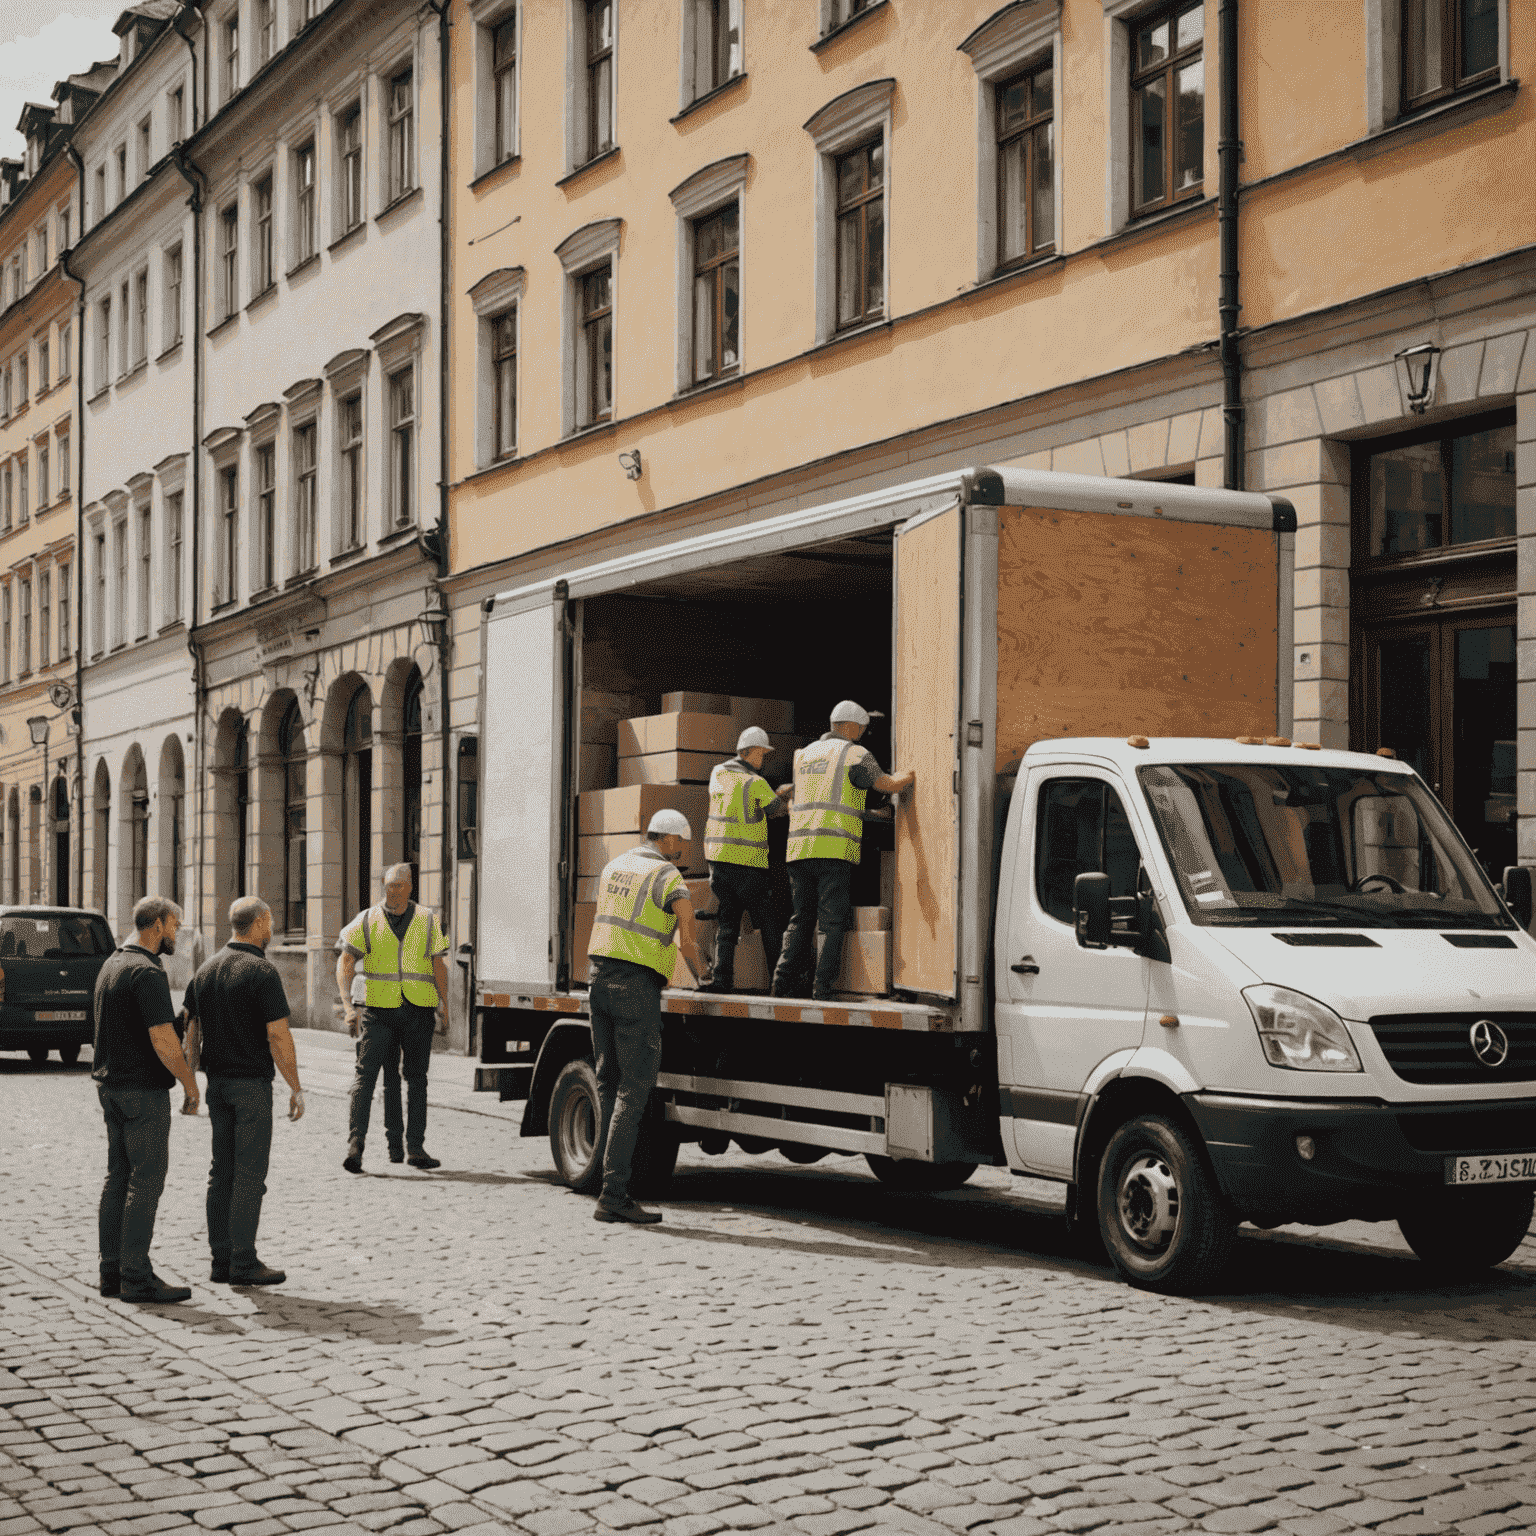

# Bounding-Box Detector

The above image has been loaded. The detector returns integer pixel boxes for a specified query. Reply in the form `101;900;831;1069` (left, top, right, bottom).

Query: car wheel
27;1046;48;1066
1097;1114;1235;1294
866;1155;977;1191
548;1058;603;1195
1399;1187;1535;1276
58;1044;81;1067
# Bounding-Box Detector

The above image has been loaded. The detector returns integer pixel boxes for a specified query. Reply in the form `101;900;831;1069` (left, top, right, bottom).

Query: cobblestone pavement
5;1032;1536;1536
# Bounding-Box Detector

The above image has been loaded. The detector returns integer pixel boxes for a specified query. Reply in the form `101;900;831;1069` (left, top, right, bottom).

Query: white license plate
33;1010;86;1023
1445;1154;1536;1186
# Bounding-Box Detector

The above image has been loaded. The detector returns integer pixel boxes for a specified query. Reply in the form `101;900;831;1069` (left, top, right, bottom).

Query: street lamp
1394;342;1441;416
26;715;47;906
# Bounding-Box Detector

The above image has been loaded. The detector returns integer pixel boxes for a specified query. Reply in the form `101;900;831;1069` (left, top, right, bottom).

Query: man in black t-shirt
185;896;305;1287
92;896;198;1304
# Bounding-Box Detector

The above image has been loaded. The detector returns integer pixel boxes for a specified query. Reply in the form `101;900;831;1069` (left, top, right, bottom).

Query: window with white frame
18;456;27;523
91;533;104;654
255;442;276;589
16;348;26;402
165;491;182;621
294;141;317;263
164;244;183;349
36;441;47;506
136;503;151;638
57;560;69;658
38;570;49;667
37;335;47;393
338;104;364;232
254;172;275;292
386;68;415;204
112;518;127;646
168;83;185;144
555;219;620;435
58;321;71;379
18;576;30;674
132;267;148;366
257;0;276;66
223;10;241;100
34;225;47;278
1;365;9;419
57;204;70;253
339;390;364;547
388;367;415;527
293;420;317;572
576;0;615;166
491;309;517;459
668;155;748;394
56;430;68;496
97;294;111;386
820;0;878;35
473;6;520;175
115;143;127;204
219;202;238;319
218;464;239;603
2;582;10;681
1366;0;1507;131
683;0;742;107
469;265;524;466
137;116;152;182
93;166;106;227
118;279;130;373
2;462;10;529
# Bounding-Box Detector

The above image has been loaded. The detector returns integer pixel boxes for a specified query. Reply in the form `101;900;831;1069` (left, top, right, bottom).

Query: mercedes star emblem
1470;1019;1511;1069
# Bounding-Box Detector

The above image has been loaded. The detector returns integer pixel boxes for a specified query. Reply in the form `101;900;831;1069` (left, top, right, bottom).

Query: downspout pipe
1218;0;1243;491
62;142;87;907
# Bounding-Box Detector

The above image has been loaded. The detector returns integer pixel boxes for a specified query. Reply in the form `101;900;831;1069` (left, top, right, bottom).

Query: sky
0;2;121;160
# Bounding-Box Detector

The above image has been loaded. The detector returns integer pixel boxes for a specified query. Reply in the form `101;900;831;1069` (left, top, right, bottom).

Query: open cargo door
892;502;962;999
478;585;570;992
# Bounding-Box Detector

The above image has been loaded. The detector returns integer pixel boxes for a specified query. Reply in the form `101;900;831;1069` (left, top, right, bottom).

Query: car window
0;915;115;958
1034;778;1142;925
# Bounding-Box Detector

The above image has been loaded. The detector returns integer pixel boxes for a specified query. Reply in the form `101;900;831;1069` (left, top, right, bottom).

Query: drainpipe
1218;0;1243;490
62;142;87;907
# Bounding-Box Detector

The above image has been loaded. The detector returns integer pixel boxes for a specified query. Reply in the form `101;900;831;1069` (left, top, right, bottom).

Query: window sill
157;620;184;636
109;643;126;654
377;523;420;549
560;418;618;446
249;584;278;604
470;157;521;193
208;314;239;339
210;599;237;615
330;544;367;567
284;567;321;589
670;73;747;125
1362;78;1519;160
1098;193;1215;253
328;223;366;256
556;146;621;190
667;372;745;410
972;251;1066;296
286;253;320;282
10;401;27;418
87;387;110;405
246;283;278;314
813;316;892;355
156;340;183;364
810;0;890;53
376;187;422;226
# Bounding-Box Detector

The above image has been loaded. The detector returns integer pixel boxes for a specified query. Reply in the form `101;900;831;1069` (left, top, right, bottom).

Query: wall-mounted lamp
618;450;643;481
27;715;49;748
1394;342;1441;416
416;592;451;647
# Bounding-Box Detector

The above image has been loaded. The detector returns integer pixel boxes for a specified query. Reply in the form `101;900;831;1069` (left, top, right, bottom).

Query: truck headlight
1242;985;1362;1073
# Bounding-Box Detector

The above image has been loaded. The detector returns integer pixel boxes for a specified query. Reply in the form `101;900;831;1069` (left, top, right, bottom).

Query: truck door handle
1011;956;1039;975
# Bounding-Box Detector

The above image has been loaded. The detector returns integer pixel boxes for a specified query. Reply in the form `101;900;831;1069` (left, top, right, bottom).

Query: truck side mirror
1074;873;1112;949
1503;866;1533;928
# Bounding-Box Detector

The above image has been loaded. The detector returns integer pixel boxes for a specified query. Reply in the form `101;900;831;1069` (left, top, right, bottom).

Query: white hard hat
648;808;693;839
736;726;771;752
830;699;883;726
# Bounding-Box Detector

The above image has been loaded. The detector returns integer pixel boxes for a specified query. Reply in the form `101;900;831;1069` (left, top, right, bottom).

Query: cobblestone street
5;1032;1536;1536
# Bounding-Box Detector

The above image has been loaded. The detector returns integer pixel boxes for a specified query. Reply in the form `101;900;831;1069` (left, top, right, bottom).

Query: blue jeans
205;1078;273;1271
97;1086;171;1287
589;959;664;1207
348;1006;434;1154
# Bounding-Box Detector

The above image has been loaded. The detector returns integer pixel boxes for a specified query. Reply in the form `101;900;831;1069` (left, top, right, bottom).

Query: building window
118;279;130;374
59;322;70;379
1403;0;1500;112
169;84;185;143
1130;1;1204;218
339;106;363;231
689;0;741;101
37;337;48;392
16;351;26;402
691;205;738;384
17;458;26;523
59;206;70;252
257;0;275;65
2;583;10;682
36;443;47;505
293;422;317;572
57;562;69;659
492;309;517;459
137;116;152;181
494;16;518;164
93;166;106;226
132;268;148;365
136;505;151;638
389;367;415;527
340;391;364;547
18;577;30;674
1;367;9;419
387;68;414;204
224;11;241;98
580;265;612;426
254;172;275;292
342;686;372;919
97;295;111;385
164;244;183;348
113;521;127;646
403;670;423;892
456;736;478;860
233;719;248;898
165;492;182;621
280;698;306;933
56;431;68;495
823;0;874;31
38;570;49;667
219;465;238;602
116;144;128;204
1364;417;1515;559
220;203;238;319
834;142;884;331
256;443;276;589
294;141;317;263
997;61;1054;266
2;463;10;529
584;1;615;163
92;534;104;655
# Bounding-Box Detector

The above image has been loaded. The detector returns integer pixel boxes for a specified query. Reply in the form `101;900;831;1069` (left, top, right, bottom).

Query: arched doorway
92;761;110;913
280;700;307;935
235;719;249;898
7;787;20;905
52;776;68;906
158;737;185;906
26;785;40;903
121;747;149;914
403;668;422;897
342;684;373;919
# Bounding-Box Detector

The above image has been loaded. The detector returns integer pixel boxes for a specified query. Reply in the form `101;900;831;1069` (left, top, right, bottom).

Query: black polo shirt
91;944;177;1090
186;942;291;1081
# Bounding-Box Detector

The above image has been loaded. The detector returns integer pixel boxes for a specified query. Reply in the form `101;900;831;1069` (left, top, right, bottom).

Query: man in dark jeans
185;896;305;1287
93;896;198;1304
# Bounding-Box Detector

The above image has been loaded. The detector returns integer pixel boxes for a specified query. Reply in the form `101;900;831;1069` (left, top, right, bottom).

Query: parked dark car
0;908;117;1065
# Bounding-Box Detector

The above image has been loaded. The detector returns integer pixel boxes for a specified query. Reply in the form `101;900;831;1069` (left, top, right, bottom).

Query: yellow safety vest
704;758;776;869
588;845;686;979
342;904;445;1009
787;738;869;864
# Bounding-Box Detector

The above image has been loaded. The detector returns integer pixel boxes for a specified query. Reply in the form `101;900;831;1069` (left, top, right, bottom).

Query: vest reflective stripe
704;760;771;868
787;740;868;864
347;904;441;1009
588;847;683;978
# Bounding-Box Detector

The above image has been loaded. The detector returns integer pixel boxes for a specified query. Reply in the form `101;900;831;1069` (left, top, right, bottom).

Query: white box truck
472;467;1536;1293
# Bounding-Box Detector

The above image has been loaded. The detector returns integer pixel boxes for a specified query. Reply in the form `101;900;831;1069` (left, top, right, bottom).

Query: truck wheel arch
1074;1075;1208;1203
520;1020;594;1138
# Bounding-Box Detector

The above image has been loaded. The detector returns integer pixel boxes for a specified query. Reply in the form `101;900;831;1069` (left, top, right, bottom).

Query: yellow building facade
442;0;1536;986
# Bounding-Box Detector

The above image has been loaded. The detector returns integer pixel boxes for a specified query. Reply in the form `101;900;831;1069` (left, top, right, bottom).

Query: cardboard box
852;906;891;931
617;712;739;760
880;849;896;911
578;742;616;792
733;930;770;992
732;697;796;734
578;784;709;837
576;875;599;904
667;944;700;990
579;832;706;877
816;930;892;996
573;902;596;983
662;691;731;716
618;750;722;787
581;690;649;746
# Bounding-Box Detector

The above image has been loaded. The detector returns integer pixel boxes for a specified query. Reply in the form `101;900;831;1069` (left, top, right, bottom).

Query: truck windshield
1136;763;1512;929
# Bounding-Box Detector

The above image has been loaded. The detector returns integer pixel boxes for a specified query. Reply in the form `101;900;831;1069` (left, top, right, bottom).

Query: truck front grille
1396;1105;1536;1154
1368;1013;1536;1086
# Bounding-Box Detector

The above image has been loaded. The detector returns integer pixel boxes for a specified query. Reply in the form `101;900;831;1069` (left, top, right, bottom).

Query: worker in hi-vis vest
586;808;706;1224
771;700;915;1001
702;726;793;993
336;863;450;1175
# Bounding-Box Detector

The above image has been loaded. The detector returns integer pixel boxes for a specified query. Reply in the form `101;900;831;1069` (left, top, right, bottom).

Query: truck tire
866;1155;977;1191
1398;1187;1535;1276
1097;1114;1235;1294
549;1059;603;1195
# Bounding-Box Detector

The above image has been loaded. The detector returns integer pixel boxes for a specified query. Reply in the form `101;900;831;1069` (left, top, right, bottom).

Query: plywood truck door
478;591;567;990
892;503;962;998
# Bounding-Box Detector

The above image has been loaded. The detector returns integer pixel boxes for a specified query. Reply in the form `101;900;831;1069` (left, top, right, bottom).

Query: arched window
92;764;110;913
343;686;373;918
160;738;185;907
52;776;68;906
403;670;422;897
127;755;149;906
233;720;249;899
280;701;307;933
8;789;20;905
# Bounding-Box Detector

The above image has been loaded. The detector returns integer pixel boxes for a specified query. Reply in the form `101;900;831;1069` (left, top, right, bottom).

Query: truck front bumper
1185;1092;1536;1225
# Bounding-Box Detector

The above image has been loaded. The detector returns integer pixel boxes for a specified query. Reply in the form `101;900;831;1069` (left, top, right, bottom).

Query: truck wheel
1097;1115;1235;1294
866;1155;977;1191
549;1059;603;1195
1398;1187;1535;1276
58;1044;81;1067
